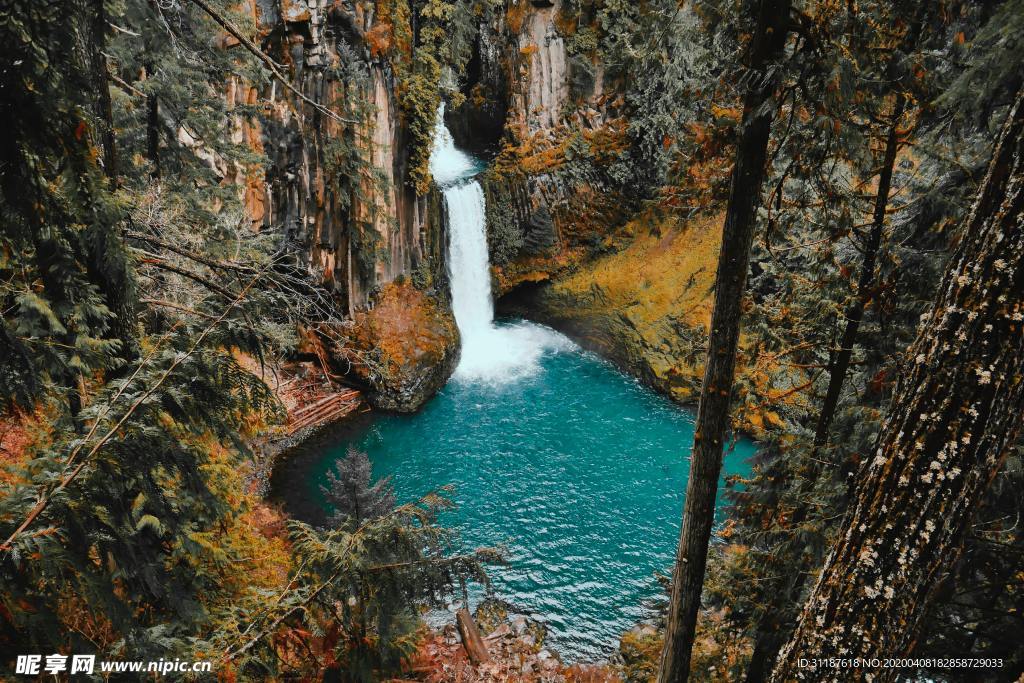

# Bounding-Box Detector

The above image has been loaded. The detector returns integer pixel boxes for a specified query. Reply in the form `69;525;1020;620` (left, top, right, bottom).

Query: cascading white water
430;106;571;383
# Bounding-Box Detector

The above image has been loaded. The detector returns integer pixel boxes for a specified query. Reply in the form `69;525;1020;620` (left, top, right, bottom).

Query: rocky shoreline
414;599;620;682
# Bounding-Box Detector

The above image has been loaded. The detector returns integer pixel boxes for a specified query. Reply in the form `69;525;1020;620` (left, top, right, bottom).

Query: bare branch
184;0;357;125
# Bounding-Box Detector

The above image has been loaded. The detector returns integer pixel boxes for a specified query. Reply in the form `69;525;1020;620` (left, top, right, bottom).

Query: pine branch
364;550;497;573
0;266;273;553
224;490;454;661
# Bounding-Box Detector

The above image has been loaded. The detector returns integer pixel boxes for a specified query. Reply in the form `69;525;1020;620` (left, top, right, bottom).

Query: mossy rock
473;597;513;635
333;281;460;412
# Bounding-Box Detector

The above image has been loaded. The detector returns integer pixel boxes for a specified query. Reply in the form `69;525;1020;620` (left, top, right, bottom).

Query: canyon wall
445;1;724;408
251;0;444;309
445;0;629;295
218;0;715;412
232;0;459;411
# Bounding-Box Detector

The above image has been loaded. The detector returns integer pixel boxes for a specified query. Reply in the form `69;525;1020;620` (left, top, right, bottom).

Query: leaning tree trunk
657;1;791;681
771;89;1024;682
74;0;140;362
745;95;909;683
811;94;907;450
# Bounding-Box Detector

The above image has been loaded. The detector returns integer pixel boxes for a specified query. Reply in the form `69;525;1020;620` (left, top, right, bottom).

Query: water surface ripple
275;334;754;660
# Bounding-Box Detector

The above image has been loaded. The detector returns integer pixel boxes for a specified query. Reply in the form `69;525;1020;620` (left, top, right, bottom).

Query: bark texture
456;608;492;665
771;90;1024;682
657;1;791;681
746;96;909;683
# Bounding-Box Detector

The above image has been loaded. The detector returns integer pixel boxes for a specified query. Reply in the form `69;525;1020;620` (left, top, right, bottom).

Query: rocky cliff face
444;1;725;410
445;0;625;293
231;0;459;411
500;212;722;404
252;0;443;310
224;0;715;413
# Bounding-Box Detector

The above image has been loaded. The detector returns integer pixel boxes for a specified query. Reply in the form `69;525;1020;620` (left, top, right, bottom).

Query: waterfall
430;106;570;384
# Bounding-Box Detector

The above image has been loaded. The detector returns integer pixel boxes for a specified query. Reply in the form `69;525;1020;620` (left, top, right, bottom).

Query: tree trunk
812;95;907;449
771;89;1024;682
147;90;161;178
456;608;491;665
745;97;909;682
74;0;139;366
746;569;809;682
85;0;117;180
657;2;791;681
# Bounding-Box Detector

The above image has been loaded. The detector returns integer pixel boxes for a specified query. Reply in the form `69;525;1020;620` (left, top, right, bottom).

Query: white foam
429;104;477;186
431;106;574;385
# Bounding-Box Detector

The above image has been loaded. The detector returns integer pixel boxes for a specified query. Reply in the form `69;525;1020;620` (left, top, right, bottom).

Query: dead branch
128;230;257;274
139;257;238;300
140;298;218;320
184;0;357;125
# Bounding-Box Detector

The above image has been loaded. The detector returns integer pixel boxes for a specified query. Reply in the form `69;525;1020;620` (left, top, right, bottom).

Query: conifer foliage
0;0;493;676
324;447;398;528
773;86;1024;681
3;0;1024;679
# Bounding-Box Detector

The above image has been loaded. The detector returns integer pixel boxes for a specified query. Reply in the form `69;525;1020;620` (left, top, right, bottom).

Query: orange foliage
710;103;742;122
365;23;393;57
402;629;622;682
506;0;530;34
564;664;621;682
0;406;51;485
553;6;579;37
374;0;413;60
581;120;629;164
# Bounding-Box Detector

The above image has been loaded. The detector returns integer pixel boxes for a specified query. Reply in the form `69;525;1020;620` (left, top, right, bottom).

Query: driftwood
287;390;360;434
456;608;491;665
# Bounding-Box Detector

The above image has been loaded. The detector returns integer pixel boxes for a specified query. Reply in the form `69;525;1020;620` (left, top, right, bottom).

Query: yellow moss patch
494;246;590;296
189;438;293;604
348;280;457;378
528;207;809;435
554;210;721;338
525;211;722;404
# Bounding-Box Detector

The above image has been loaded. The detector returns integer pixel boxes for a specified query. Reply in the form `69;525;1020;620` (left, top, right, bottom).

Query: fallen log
286;391;361;434
289;389;358;420
456;608;491;665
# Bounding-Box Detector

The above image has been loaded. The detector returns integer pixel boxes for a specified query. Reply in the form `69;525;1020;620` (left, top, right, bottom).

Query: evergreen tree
323;447;397;528
658;1;792;680
725;3;955;675
699;3;1024;678
217;490;497;681
0;0;133;413
773;86;1024;682
0;0;492;673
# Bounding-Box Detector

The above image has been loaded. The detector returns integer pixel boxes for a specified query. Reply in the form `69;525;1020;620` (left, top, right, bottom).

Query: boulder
332;281;459;412
485;623;512;640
